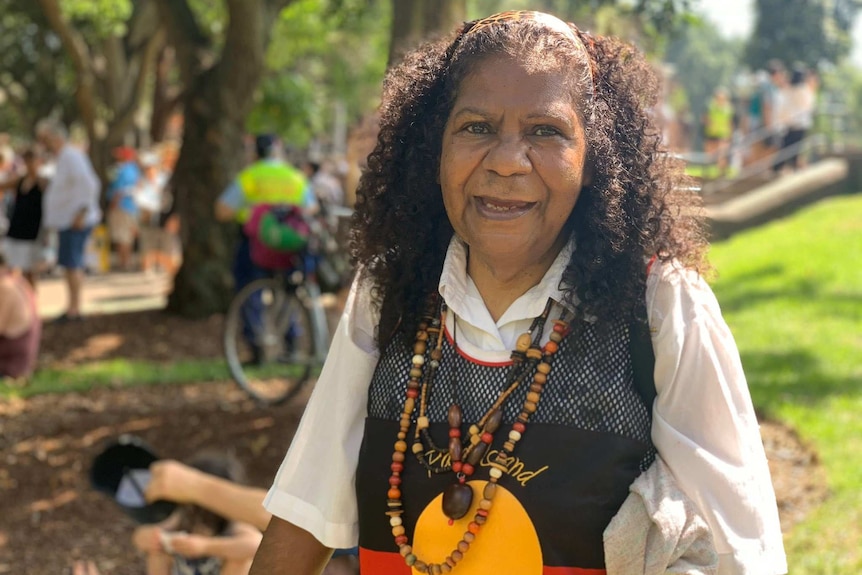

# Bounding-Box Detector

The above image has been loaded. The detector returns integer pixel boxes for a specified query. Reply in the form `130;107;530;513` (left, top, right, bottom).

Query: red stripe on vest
358;548;607;575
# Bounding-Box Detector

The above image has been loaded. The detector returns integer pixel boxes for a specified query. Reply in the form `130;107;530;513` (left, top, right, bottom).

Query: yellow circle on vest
412;480;542;574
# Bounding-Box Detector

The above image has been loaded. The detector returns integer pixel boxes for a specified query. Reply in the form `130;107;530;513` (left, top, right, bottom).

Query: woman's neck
467;246;561;323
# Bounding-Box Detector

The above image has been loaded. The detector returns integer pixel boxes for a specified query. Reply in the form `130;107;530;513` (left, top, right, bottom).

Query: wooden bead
526;348;543;360
431;564;442;575
466;442;487;465
392;451;405;462
537;362;551;374
389;476;402;486
451;551;463;563
463;531;475;543
509;430;522;442
549;331;562;343
484;409;503;433
406;388;419;398
483;483;497;499
392;525;405;536
532;373;547;385
441;564;452;573
388;488;401;499
399;544;412;557
417;416;429;430
405;553;417;566
395;440;407;452
404;398;415;413
526;391;541;403
468;424;480;437
416;331;428;341
475;514;487;525
391;462;404;473
448;404;462;428
489;467;503;479
412;442;424;454
409;368;423;379
430;348;443;360
523;401;537;413
449;437;462;461
414;560;428;572
513;422;526;434
390;516;403;526
516;332;532;352
543;341;558;354
457;540;470;553
503;441;515;452
470;434;481;446
414;341;427;354
479;498;493;510
397;431;406;440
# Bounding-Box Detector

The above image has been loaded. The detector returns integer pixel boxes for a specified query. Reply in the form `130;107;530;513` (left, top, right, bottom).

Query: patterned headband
465;11;596;117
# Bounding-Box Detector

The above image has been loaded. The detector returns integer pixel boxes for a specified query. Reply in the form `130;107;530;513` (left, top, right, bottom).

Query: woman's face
439;55;590;270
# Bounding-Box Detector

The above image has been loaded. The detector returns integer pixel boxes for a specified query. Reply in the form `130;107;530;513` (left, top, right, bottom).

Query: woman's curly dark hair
351;14;707;348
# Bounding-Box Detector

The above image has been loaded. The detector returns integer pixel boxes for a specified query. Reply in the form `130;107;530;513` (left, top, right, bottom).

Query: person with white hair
35;119;102;322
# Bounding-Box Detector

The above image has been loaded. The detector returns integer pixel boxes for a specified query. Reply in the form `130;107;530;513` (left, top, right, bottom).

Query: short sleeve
646;261;787;575
263;276;379;548
218;181;244;211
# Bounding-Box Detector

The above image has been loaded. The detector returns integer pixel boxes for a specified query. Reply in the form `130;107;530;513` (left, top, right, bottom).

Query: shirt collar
438;235;578;331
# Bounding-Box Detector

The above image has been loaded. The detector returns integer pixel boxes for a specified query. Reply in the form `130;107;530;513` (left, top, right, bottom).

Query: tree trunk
162;0;290;317
388;0;466;66
166;68;244;317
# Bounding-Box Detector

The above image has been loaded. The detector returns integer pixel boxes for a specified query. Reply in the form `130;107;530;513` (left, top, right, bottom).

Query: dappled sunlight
30;489;79;513
63;334;125;365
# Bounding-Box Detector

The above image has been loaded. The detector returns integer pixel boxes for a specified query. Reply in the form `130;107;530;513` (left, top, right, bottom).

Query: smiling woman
250;10;787;575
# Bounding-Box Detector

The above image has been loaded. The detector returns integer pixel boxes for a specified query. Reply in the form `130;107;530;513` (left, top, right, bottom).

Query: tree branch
109;29;166;142
151;0;210;84
35;0;97;137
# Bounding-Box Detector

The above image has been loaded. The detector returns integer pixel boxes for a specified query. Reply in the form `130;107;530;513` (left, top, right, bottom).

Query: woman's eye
534;126;561;137
464;123;491;134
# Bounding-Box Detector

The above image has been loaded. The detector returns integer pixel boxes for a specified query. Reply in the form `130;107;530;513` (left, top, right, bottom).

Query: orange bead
388;488;401;500
468;522;480;534
544;341;558;354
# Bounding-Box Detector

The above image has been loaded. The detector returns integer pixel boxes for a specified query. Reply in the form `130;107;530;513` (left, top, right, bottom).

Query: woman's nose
482;135;532;177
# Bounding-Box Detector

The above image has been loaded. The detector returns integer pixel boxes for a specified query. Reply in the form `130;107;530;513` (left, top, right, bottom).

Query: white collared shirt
42;145;102;230
264;237;787;575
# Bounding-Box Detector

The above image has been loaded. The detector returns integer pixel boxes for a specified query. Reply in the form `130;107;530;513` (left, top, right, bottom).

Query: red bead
395;535;408;545
544;341;559;354
389;476;402;486
481;432;493;444
449;428;461;438
476;509;489;517
452;461;463;472
513;422;526;433
407;389;419;398
462;463;474;476
391;462;404;473
553;323;567;333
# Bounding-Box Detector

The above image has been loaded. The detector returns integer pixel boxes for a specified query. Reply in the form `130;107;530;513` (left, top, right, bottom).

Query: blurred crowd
658;59;820;176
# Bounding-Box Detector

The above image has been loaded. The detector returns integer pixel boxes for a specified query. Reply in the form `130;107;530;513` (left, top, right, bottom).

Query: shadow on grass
741;348;861;414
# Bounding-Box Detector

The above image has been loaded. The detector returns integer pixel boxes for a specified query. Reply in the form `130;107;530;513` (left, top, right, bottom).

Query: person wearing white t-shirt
36;119;102;322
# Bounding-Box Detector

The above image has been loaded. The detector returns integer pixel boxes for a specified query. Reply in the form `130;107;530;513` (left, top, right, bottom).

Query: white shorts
3;238;42;271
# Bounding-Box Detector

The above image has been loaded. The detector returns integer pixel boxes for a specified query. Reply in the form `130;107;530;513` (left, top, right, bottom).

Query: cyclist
215;134;317;364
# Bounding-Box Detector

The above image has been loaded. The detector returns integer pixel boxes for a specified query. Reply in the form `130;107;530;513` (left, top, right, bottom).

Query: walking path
35;270;172;319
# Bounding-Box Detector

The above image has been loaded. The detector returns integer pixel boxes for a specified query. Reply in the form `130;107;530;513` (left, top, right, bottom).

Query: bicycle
223;252;331;406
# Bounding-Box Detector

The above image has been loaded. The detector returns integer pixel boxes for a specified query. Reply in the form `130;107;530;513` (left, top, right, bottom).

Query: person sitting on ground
131;452;262;575
0;148;47;287
143;458;358;575
0;253;41;379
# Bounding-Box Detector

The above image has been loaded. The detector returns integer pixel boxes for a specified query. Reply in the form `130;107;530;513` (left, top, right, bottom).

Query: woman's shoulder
646;258;723;323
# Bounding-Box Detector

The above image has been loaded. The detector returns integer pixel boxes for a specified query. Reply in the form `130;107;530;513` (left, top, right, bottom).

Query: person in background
36;119;101;322
215;134;315;364
134;151;171;275
0;253;40;379
777;63;816;172
702;87;734;175
0;148;46;287
131;452;261;575
106;146;141;271
301;160;345;212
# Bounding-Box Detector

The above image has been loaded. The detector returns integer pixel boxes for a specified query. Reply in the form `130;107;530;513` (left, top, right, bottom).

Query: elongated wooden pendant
442;482;473;520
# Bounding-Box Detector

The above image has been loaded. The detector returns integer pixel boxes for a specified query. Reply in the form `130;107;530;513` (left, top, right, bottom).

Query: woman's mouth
475;197;536;220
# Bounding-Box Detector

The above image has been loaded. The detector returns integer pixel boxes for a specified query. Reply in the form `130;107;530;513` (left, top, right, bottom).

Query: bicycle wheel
224;278;317;405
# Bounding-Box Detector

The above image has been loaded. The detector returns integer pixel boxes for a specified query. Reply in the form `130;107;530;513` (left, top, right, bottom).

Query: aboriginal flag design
356;315;655;574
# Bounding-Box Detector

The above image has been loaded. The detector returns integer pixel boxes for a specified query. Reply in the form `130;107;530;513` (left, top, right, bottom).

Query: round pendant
441;482;473;520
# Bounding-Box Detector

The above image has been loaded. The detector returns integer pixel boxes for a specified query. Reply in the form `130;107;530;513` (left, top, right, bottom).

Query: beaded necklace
385;295;571;573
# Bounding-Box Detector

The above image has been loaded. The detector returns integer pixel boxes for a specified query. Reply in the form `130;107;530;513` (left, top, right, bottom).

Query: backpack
243;204;311;270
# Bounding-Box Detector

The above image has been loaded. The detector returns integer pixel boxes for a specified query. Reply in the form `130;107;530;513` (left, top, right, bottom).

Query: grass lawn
709;193;862;573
